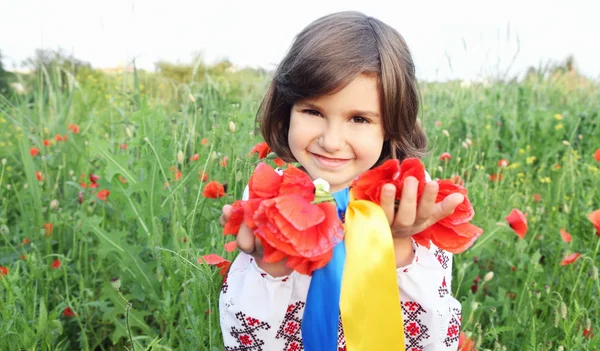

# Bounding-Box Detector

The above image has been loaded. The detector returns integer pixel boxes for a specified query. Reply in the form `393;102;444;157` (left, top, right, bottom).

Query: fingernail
385;185;395;195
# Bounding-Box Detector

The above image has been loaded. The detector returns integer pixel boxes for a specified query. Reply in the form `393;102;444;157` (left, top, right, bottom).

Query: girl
219;11;464;350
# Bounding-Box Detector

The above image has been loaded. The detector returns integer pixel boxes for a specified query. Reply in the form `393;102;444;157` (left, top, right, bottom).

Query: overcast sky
1;0;599;81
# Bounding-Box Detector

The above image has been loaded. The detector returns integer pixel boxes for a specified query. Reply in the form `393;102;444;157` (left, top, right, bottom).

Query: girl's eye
303;109;322;117
351;116;369;124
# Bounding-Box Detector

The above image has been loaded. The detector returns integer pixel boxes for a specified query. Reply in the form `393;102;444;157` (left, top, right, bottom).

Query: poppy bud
0;225;8;236
560;302;567;319
177;150;184;164
229;121;236;133
442;129;450;137
484;271;494;282
188;93;196;103
50;199;59;211
111;277;121;291
1;158;6;165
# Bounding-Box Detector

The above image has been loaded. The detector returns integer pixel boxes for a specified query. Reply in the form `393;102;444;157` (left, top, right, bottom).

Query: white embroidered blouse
219;177;462;351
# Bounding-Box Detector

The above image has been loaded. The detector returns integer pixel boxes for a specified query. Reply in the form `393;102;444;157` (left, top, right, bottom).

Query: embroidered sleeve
396;243;462;350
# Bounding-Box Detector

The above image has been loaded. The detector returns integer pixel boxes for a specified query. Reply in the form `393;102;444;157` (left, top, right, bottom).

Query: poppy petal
560;228;572;243
506;209;528;239
560;252;581;266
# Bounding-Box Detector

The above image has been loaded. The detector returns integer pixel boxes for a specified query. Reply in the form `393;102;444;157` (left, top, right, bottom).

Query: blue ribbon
302;188;349;351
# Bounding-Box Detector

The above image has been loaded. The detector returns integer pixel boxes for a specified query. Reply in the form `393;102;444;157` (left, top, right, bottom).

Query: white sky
1;0;599;81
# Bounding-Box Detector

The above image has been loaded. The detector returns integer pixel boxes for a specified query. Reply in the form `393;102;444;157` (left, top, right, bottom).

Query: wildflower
250;142;271;160
435;121;441;127
583;327;594;339
439;152;451;161
489;173;503;182
554;113;563;120
118;175;127;184
442;129;450;137
589;210;600;235
506;209;527;239
36;171;44;181
220;156;228;167
78;191;84;205
201;138;208;145
198;254;231;276
96;190;110;201
89;174;100;184
532;194;542;202
551;164;562;171
198;170;208;182
224;241;237;253
560;252;581;266
55;134;64;142
562;140;570;146
67;123;80;134
0;266;7;276
458;332;475;351
555;123;564;131
450;174;464;186
110;277;122;290
30;147;39;157
203;181;226;198
556;228;572;243
526;156;536;165
498;159;509;167
52;259;62;269
594;149;600;162
484;271;494;282
229;121;236;133
190;153;199;162
63;307;76;317
50;199;59;210
119;143;128;150
43;223;53;236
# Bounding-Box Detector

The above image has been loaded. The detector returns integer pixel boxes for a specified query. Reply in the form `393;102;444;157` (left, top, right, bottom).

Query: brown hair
257;11;427;165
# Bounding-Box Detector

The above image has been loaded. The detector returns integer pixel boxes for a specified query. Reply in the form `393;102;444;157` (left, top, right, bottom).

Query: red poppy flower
351;158;426;204
560;228;572;243
36;171;43;181
68;123;80;134
224;241;237;252
118;175;128;184
220;156;228;167
250;142;271;160
55;134;64;142
439;152;451;161
119;143;128;150
198;170;208;182
190;153;199;161
594;148;600;162
63;307;76;317
0;266;7;276
203;181;226;198
43;139;51;147
532;194;542;202
78;191;84;204
583;327;594;339
489;173;503;182
506;209;527;239
96;189;110;201
560;252;581;266
253;195;343;275
274;158;286;167
198;254;230;275
52;259;62;269
30;147;39;157
22;238;30;245
44;223;53;236
458;332;476;351
589;210;600;235
412;180;483;253
450;174;464;186
201;138;208;145
498;159;509;167
89;174;100;184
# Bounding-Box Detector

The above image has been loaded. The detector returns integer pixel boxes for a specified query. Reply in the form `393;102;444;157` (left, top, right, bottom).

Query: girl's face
288;73;385;193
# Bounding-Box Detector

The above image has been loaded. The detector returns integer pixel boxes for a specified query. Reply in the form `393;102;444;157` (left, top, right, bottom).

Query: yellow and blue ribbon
302;188;405;350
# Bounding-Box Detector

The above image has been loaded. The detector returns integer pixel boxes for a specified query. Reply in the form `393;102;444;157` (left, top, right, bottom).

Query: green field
0;61;599;350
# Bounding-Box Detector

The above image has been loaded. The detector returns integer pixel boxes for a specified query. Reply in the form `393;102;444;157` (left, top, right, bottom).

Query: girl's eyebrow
298;101;380;119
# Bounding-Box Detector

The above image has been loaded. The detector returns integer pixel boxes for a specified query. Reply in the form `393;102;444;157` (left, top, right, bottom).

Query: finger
219;204;233;226
236;223;256;254
394;176;418;228
379;183;396;224
431;193;465;223
415;181;439;226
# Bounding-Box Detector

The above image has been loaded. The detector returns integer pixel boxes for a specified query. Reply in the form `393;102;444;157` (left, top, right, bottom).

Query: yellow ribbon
340;199;406;350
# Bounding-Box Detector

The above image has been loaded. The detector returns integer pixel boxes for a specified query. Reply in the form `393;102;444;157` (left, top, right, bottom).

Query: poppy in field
36;171;43;181
439;152;451;161
30;147;39;157
458;332;476;351
198;254;230;276
203;181;226;198
118;175;127;184
489;173;503;182
96;190;110;201
44;223;53;236
55;134;64;142
119;143;128;150
190;153;199;162
594;148;600;162
67;123;80;134
250;142;271;160
532;194;542;202
506;209;527;239
43;139;51;147
589;210;600;235
224;241;237;253
583;327;594;339
52;259;62;269
63;307;76;317
198;170;208;182
560;228;572;243
201;138;208;145
560;252;581;266
498;159;509;167
89;174;100;184
450;174;464;186
220;156;228;167
0;266;7;276
78;191;84;204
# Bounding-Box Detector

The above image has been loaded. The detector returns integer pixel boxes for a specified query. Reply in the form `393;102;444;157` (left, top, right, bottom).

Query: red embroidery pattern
443;307;462;347
434;248;449;270
275;301;305;351
438;276;449;298
402;301;430;351
226;312;271;351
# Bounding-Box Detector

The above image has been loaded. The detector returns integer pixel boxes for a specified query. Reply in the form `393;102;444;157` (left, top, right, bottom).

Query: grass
0;65;598;350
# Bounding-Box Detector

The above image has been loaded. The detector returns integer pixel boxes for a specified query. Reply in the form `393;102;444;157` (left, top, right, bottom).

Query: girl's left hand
379;176;464;238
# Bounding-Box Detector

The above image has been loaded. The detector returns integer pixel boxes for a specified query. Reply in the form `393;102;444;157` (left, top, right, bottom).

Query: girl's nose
318;122;344;152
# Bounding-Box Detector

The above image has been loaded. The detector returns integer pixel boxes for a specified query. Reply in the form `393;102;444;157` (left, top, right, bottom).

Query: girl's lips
311;153;351;168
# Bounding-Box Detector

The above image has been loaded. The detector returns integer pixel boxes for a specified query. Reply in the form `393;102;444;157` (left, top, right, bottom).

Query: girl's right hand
220;204;293;277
